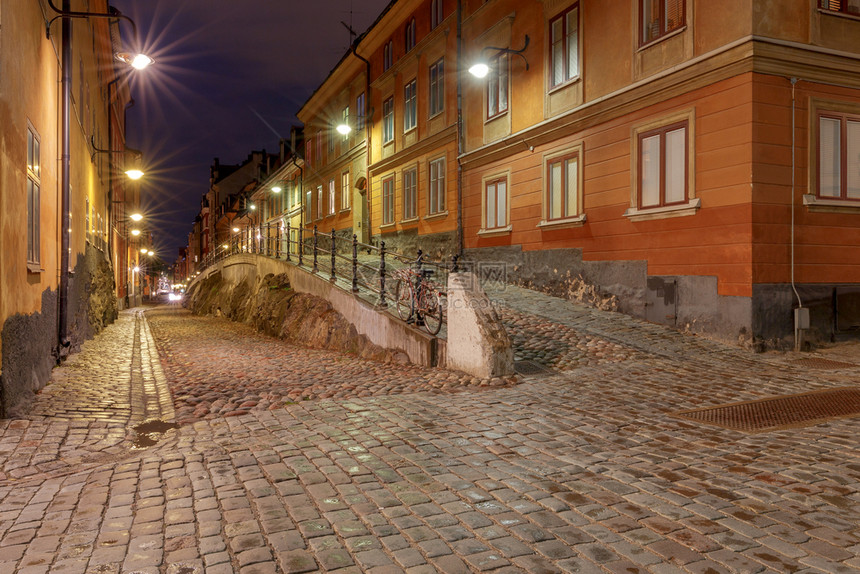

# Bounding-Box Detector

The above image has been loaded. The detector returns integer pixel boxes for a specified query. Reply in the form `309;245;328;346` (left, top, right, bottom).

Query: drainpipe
790;78;806;351
456;0;464;259
348;41;372;245
58;0;72;356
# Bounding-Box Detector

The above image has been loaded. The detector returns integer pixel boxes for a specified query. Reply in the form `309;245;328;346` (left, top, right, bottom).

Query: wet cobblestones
1;283;859;573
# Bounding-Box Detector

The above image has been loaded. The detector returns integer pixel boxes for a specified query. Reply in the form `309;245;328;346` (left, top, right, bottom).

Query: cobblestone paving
1;286;859;573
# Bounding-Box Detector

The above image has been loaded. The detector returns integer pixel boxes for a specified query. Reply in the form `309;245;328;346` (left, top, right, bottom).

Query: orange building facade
282;0;860;346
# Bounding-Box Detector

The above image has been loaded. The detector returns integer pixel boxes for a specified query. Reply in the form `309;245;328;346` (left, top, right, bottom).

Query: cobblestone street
1;286;859;573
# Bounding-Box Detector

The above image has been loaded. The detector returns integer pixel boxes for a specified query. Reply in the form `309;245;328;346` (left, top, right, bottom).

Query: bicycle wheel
419;288;444;335
393;279;412;322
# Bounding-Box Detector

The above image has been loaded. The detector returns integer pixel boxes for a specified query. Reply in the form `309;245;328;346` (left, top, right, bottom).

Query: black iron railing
195;221;453;334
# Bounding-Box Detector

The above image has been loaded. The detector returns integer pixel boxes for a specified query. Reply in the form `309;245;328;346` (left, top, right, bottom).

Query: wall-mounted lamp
335;109;374;136
91;137;146;179
271;185;282;193
469;35;530;78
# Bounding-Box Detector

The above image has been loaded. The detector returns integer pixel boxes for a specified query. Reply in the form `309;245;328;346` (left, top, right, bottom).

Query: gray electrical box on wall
795;307;810;330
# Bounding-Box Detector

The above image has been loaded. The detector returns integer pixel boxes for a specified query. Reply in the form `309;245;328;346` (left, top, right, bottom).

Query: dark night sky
109;0;391;262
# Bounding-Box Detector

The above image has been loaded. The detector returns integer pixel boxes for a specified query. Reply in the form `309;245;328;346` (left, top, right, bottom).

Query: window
429;157;445;214
383;97;395;144
305;189;312;218
641;0;685;45
305;140;313;167
487;53;508;119
342;171;351;210
819;112;860;200
403;168;417;220
429;59;444;117
639;121;688;208
404;79;417;132
547;152;580;220
328;179;336;215
27;126;40;266
485;177;507;230
328;122;335;153
550;5;579;88
382;176;395;225
405;19;416;52
317;185;323;219
356;92;366;131
383;40;393;71
431;0;444;29
819;0;860;16
316;132;323;164
342;106;349;142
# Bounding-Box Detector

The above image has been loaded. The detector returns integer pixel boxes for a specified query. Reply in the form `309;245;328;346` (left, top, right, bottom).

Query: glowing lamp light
133;266;140;273
222;244;229;249
249;204;256;211
468;62;490;78
130;213;143;222
147;250;154;256
125;168;144;180
117;52;154;70
131;229;141;236
232;227;240;233
336;123;352;135
272;186;282;193
140;247;148;253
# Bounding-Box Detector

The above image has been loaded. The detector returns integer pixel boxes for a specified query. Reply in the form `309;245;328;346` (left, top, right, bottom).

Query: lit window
485;177;507;229
317;185;323;219
487;53;508;119
383;97;395;144
328;179;336;215
818;112;860;200
404;79;417;132
405;19;416;52
819;0;860;16
403;168;417;220
639;121;688;208
342;171;351;210
328;122;335;153
641;0;685;45
382;176;395;224
429;157;445;214
550;5;579;88
342;106;349;142
27;126;41;266
431;0;444;29
429;59;444;117
547;152;580;220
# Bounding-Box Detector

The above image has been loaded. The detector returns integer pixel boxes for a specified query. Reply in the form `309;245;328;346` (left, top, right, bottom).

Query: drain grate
674;387;860;432
513;360;555;377
789;357;856;370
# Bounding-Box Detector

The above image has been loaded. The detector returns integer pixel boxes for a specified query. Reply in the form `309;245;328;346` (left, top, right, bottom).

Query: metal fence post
312;225;318;272
285;220;291;262
352;234;359;293
298;225;303;266
379;240;387;308
330;228;336;283
266;222;271;256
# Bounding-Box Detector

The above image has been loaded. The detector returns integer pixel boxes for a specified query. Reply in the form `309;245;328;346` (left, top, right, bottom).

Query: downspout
58;0;72;356
349;42;372;245
456;0;464;258
790;77;804;351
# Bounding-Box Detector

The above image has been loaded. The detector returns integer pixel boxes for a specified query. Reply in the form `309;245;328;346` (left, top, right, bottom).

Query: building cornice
459;36;860;170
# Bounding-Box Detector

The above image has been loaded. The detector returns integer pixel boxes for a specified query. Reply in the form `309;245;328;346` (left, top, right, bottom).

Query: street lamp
468;35;530;78
47;0;155;347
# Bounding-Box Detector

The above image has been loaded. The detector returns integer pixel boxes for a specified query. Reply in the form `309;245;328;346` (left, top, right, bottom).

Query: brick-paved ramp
1;289;859;573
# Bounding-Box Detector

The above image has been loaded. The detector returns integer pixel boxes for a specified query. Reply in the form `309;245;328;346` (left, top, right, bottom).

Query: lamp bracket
480;34;530;70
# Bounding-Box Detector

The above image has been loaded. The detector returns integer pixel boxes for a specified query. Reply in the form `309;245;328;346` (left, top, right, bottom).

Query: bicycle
393;267;445;335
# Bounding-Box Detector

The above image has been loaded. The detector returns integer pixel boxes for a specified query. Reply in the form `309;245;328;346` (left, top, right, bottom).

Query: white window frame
487;53;508;119
382;175;395;225
27;124;41;268
429;59;444;117
317;185;323;220
342;106;350;143
328;179;336;215
341;170;351;211
484;176;508;231
404;79;417;132
403;167;417;220
383;96;395;144
549;4;579;89
356;92;366;131
428;156;446;215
